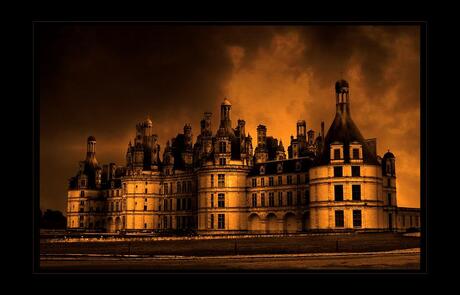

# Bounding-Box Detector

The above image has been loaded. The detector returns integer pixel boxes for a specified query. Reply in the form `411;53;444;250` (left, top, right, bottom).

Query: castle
66;80;420;234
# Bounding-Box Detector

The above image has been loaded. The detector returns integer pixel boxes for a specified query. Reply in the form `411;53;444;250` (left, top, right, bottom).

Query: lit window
252;178;257;187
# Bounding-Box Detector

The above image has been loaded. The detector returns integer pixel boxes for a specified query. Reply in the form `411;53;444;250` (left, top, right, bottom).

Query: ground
39;232;421;271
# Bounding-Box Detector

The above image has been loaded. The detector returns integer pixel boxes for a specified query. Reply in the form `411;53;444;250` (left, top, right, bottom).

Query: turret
86;136;97;165
296;120;306;142
220;98;232;129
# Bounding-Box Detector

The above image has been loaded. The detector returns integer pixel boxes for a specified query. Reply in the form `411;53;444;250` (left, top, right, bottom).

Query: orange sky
38;24;420;212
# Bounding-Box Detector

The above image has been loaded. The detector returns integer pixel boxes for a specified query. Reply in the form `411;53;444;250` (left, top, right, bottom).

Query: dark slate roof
249;157;315;176
87;135;96;141
318;111;379;165
383;151;395;159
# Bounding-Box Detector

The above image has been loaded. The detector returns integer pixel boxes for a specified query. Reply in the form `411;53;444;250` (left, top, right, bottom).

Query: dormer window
277;163;283;173
349;142;363;163
334;149;341;160
295;161;301;171
260;165;265;175
330;143;344;163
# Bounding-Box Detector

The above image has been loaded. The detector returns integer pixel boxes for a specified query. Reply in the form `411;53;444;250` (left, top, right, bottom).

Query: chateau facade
67;80;420;235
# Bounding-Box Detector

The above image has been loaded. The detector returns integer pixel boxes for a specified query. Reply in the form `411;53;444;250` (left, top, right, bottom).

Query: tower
86;136;98;165
220;98;232;129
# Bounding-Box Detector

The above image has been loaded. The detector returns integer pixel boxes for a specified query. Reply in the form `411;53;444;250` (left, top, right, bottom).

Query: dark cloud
37;24;420;212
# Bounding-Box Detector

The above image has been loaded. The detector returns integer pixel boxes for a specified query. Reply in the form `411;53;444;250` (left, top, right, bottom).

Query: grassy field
40;232;420;257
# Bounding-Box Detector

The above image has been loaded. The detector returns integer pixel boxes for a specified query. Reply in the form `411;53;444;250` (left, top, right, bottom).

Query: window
111;190;114;197
387;178;391;187
210;194;214;208
352;166;361;177
353;210;362;227
164;216;168;228
305;190;310;204
334;149;341;160
297;174;300;184
80;191;85;197
287;192;293;206
210;214;214;229
278;176;282;185
352;185;361;201
145;188;148;194
261;178;265;187
80;200;84;206
335;210;344;227
211;175;214;187
252;194;257;207
144;223;147;229
287;175;292;185
269;192;275;207
252;178;257;187
261;193;265;207
278;192;283;206
218;193;225;208
115;202;119;211
353;148;360;159
177;199;181;210
111;202;114;211
297;191;301;205
218;174;225;188
269;177;274;186
218;214;225;229
164;199;168;211
117;190;120;196
164;183;168;195
187;198;191;210
219;141;226;153
177;182;181;193
334;185;343;201
334;166;343;177
219;158;226;166
387;193;392;206
305;174;309;183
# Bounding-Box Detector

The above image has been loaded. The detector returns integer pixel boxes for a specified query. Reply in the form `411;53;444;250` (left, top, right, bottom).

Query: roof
249;157;315;176
318;111;379;165
222;98;232;106
87;135;96;142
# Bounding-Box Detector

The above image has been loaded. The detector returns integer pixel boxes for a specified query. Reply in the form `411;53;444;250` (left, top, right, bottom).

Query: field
41;232;420;256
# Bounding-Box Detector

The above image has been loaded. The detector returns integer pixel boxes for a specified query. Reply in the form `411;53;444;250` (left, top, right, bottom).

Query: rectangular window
353;210;362;227
287;175;292;185
305;174;309;184
177;199;181;210
353;148;360;159
164;183;168;195
177;182;181;193
351;166;361;177
334;149;341;160
218;193;225;208
335;210;344;227
278;192;283;206
187;198;191;210
218;214;225;229
252;193;257;207
144;223;147;229
334;185;343;201
278;176;282;185
145;188;147;194
252;178;257;187
261;193;265;207
210;193;214;208
218;174;225;188
387;193;392;206
352;185;361;201
297;174;300;184
210;214;214;229
269;177;274;186
187;181;192;193
144;205;147;211
219;141;226;153
164;199;168;211
261;178;265;187
387;178;391;187
269;192;275;207
334;166;343;177
210;175;214;187
305;190;310;204
219;158;226;165
297;191;301;205
287;192;293;206
164;216;168;228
